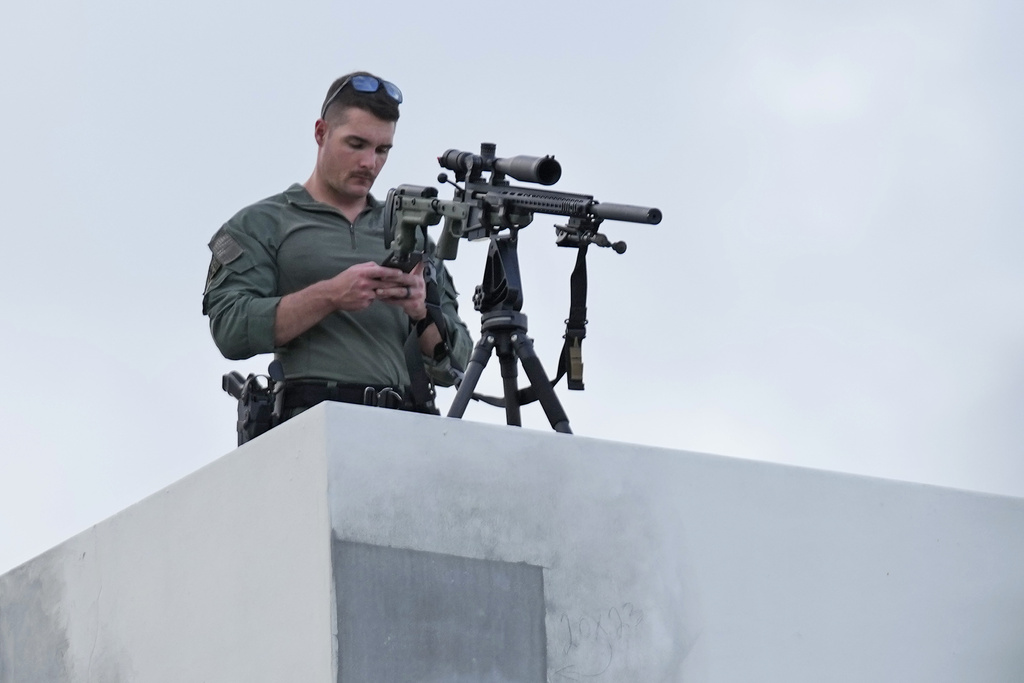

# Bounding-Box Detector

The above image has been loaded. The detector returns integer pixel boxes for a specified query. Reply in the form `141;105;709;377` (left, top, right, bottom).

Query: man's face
315;106;396;204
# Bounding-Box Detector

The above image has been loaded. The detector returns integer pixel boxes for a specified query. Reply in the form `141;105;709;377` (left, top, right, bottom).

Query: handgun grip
222;371;246;399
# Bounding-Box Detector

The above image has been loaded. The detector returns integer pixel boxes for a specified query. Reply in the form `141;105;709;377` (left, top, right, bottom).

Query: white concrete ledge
3;402;1023;682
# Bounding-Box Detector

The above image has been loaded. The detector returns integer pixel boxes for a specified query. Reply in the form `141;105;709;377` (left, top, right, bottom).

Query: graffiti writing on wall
554;603;644;680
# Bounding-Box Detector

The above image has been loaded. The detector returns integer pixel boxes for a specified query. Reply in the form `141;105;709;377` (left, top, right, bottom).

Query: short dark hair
321;71;401;123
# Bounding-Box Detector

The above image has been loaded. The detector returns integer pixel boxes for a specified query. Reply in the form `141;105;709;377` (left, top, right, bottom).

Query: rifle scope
439;146;562;186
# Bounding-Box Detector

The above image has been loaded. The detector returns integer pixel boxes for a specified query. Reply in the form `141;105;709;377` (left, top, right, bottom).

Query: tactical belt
283;380;412;412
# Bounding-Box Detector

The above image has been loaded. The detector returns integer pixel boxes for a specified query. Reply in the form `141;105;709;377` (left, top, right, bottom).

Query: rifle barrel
476;184;661;225
591;202;662;224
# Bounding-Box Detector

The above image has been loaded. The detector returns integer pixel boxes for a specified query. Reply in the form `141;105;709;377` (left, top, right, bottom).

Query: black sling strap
557;241;590;391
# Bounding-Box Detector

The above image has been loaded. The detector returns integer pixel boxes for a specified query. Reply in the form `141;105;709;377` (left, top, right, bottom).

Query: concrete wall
1;420;335;683
3;402;1024;682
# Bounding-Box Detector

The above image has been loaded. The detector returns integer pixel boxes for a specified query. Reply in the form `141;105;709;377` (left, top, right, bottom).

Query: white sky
2;0;1022;574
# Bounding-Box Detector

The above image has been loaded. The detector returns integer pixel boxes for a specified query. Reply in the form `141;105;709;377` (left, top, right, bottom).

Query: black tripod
447;232;572;434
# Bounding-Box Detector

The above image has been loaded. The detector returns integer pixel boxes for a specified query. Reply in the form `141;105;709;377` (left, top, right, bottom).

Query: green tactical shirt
203;184;472;386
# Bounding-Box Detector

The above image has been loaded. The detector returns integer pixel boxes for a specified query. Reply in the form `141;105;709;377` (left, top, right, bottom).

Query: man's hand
376;261;444;357
273;261;428;347
373;261;427;321
325;261;396;311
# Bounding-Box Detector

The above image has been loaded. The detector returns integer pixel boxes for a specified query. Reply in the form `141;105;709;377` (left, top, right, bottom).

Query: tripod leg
496;336;522;426
511;333;573;434
447;333;496;418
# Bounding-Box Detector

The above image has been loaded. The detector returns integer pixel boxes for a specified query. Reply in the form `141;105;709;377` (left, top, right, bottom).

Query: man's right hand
273;261;422;346
324;261;398;311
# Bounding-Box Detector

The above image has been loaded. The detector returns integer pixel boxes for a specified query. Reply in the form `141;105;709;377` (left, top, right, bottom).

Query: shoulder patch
209;229;244;264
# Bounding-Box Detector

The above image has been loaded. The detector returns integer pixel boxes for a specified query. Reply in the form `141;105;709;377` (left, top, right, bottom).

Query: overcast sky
2;0;1022;574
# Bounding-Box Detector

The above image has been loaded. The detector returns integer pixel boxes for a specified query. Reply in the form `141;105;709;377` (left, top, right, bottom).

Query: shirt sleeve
202;223;281;360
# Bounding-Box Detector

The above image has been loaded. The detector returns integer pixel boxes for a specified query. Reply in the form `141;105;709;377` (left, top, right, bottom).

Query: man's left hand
374;261;427;320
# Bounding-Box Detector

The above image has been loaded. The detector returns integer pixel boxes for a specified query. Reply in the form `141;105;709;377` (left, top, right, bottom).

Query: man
203;72;473;418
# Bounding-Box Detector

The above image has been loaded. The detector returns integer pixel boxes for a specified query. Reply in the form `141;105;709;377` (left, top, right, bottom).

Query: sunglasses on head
321;75;403;118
